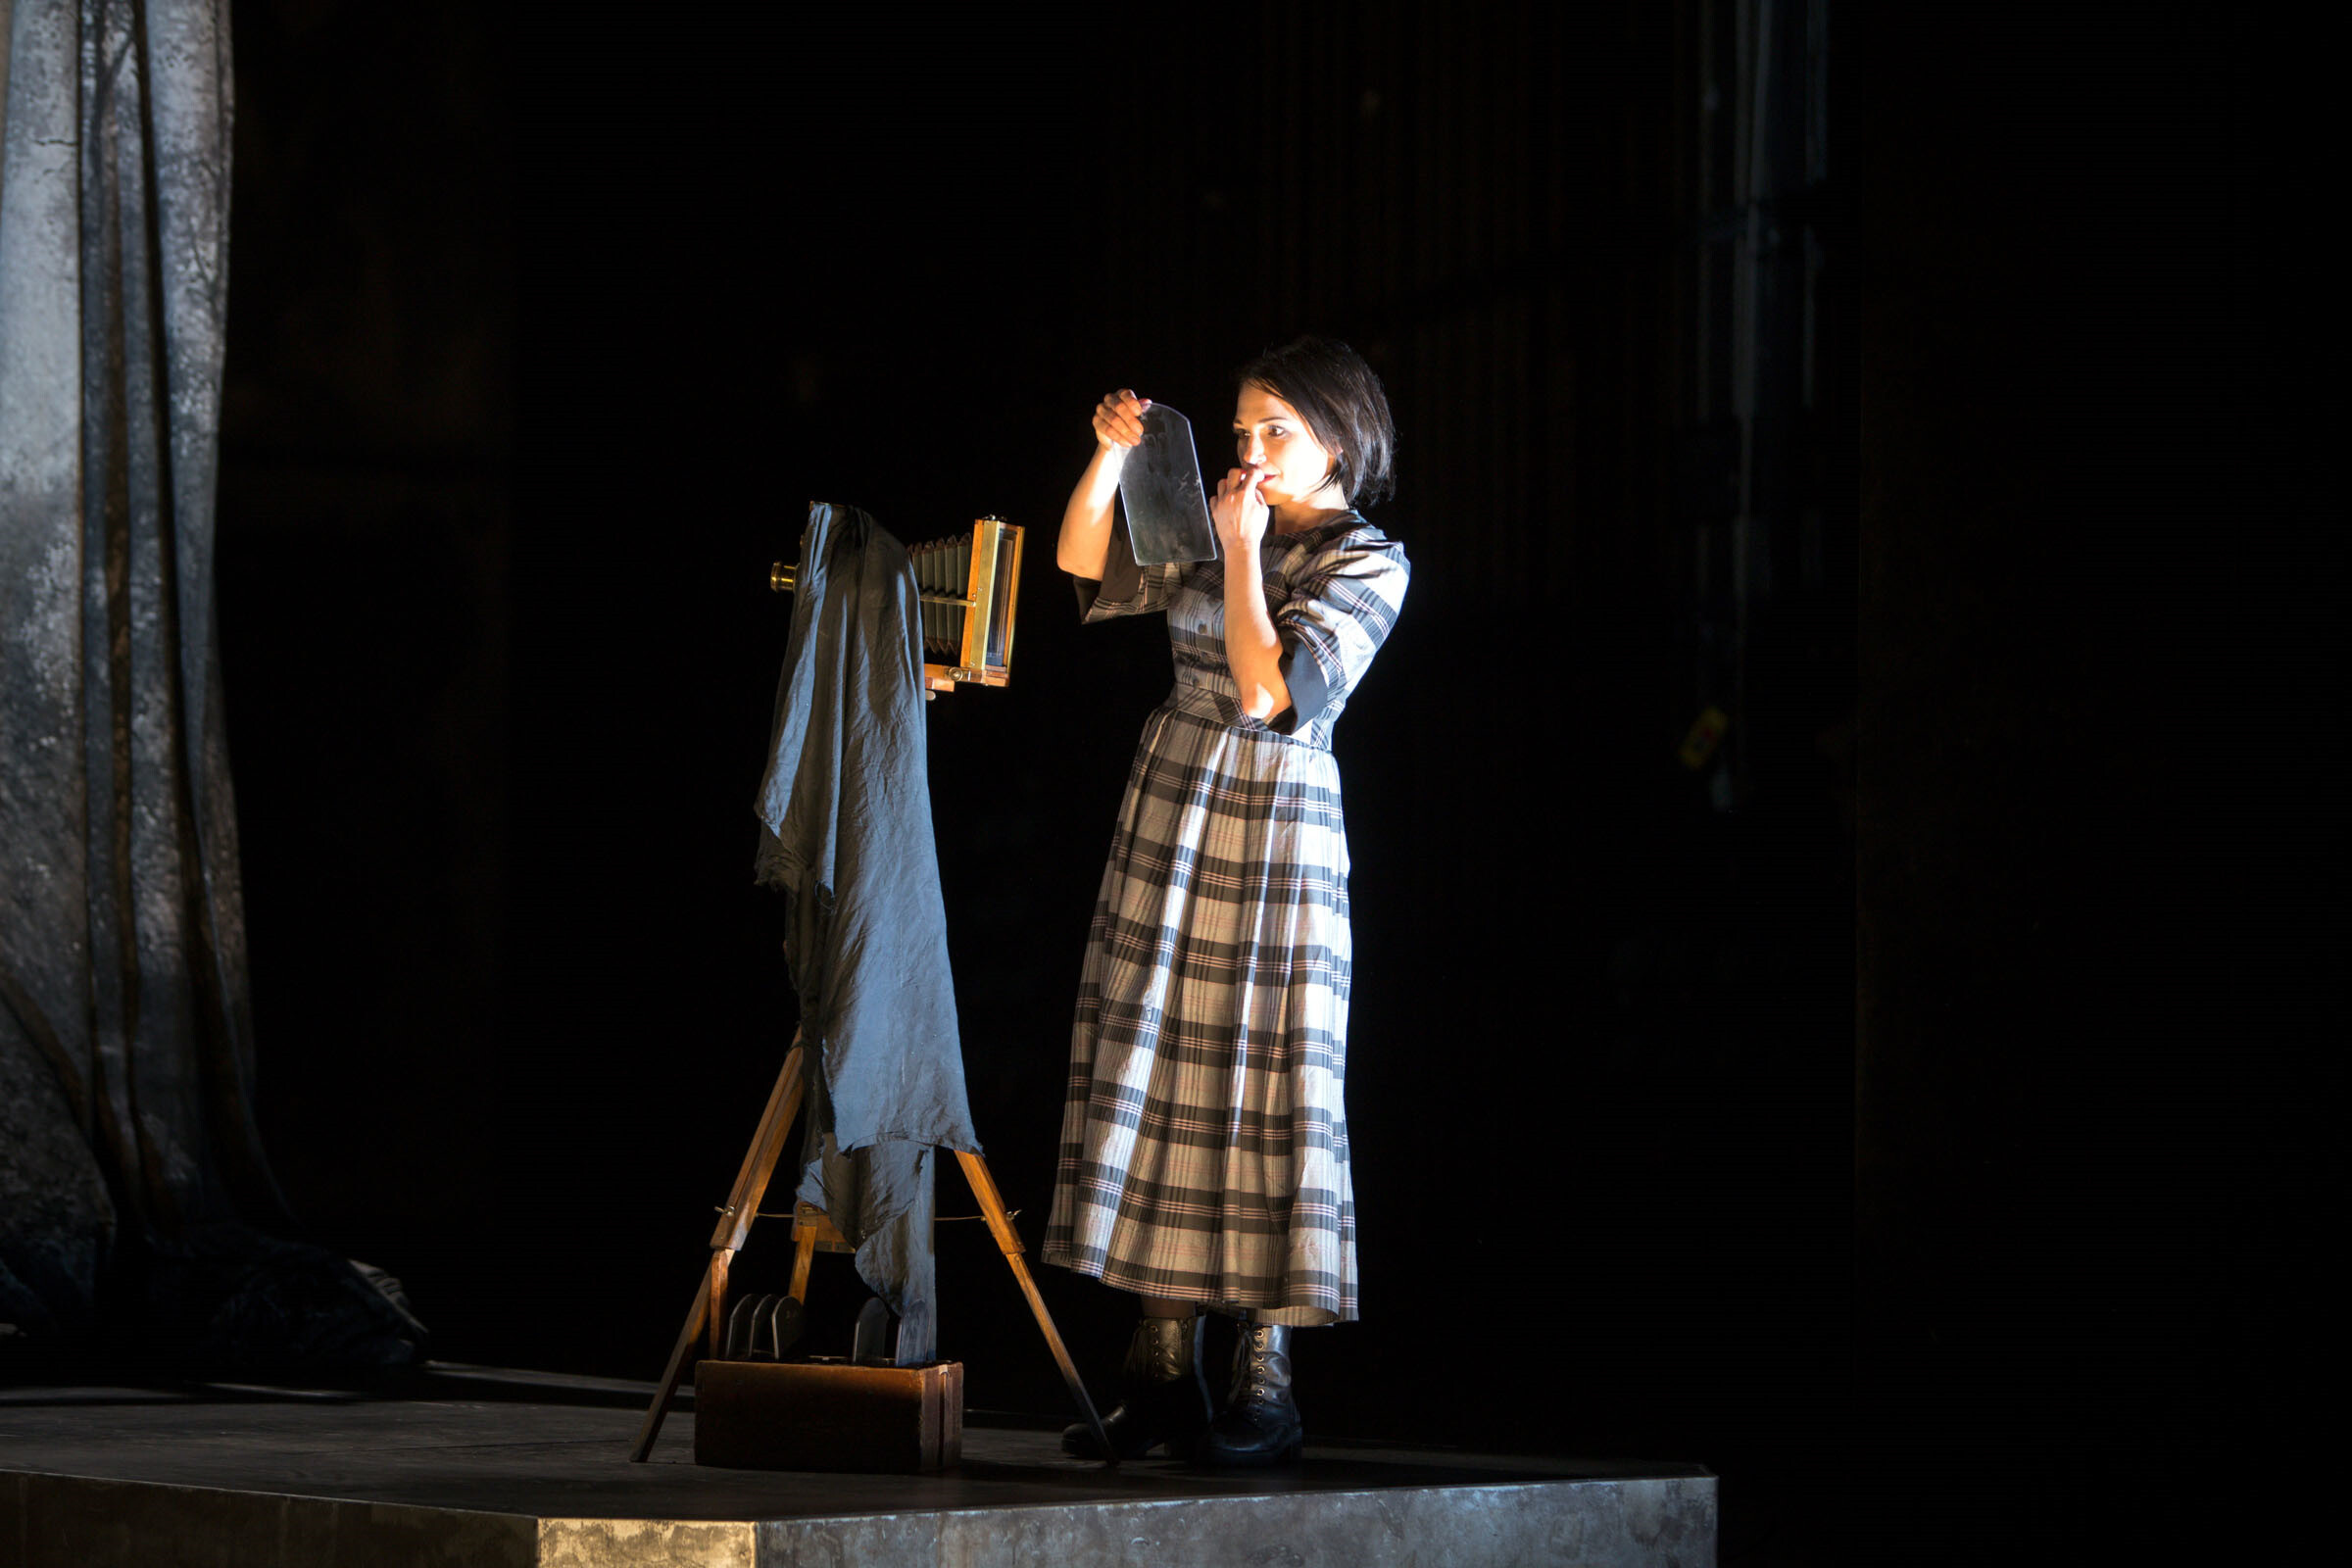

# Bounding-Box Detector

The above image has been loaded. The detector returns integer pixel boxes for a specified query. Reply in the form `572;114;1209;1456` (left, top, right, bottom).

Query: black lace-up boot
1061;1314;1212;1459
1199;1321;1303;1465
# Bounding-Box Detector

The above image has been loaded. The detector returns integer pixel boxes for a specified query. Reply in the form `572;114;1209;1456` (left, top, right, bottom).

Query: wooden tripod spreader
771;516;1023;695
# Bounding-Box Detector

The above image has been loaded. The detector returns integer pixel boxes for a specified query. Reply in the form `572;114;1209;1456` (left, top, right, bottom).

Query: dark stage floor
0;1365;1715;1566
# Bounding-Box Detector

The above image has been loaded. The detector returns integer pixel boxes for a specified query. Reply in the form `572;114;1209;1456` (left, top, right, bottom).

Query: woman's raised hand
1211;464;1272;556
1092;389;1151;452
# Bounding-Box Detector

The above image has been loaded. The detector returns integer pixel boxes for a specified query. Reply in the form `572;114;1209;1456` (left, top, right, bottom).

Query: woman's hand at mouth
1211;463;1272;557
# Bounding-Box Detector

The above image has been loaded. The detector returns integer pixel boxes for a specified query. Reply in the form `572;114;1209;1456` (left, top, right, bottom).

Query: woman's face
1232;384;1341;507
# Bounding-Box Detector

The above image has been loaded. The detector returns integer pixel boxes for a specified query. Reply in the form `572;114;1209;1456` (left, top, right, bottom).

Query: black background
209;3;2328;1562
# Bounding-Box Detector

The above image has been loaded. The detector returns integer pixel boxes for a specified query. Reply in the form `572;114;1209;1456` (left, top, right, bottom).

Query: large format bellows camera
771;515;1023;693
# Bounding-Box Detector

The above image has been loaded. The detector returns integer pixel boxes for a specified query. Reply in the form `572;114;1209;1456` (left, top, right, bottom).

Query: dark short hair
1235;336;1396;507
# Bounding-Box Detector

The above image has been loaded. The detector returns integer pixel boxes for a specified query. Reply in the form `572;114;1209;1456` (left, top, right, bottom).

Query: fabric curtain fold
0;0;422;1372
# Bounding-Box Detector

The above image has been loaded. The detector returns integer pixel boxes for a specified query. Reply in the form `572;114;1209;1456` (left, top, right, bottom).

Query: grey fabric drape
755;502;978;1365
0;0;422;1370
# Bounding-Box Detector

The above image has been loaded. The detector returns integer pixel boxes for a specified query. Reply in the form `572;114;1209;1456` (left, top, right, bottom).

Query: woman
1044;337;1410;1465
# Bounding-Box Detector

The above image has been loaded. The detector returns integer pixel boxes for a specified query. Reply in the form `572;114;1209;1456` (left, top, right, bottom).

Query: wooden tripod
628;1042;1112;1463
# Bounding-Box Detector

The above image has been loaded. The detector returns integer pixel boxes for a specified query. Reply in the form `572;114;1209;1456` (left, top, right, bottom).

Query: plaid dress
1043;514;1409;1325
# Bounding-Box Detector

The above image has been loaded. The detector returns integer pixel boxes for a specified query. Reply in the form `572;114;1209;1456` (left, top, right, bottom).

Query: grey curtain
0;0;422;1371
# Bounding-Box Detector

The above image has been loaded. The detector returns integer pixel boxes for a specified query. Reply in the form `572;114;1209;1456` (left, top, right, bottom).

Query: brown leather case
692;1358;965;1473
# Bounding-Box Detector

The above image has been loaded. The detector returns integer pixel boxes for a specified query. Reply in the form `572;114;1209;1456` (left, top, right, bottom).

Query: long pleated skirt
1042;683;1357;1326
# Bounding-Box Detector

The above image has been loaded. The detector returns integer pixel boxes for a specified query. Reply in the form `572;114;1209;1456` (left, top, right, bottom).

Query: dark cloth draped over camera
754;502;978;1364
0;0;422;1369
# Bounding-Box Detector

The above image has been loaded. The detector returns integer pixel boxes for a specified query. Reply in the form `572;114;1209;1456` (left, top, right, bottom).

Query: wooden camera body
771;515;1023;694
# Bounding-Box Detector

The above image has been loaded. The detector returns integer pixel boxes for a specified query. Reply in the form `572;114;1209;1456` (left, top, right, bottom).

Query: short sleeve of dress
1071;510;1188;622
1268;527;1411;736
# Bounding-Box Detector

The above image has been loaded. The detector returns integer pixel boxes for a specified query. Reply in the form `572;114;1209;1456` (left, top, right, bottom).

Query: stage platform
0;1367;1715;1567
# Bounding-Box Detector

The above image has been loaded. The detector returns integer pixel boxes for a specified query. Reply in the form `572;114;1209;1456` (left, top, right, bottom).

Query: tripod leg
708;1252;731;1360
630;1259;713;1463
712;1045;809;1252
787;1223;819;1303
629;1045;809;1463
955;1151;1113;1464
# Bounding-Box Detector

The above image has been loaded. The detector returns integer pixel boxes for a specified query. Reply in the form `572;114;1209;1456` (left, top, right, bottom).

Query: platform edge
1;1469;541;1568
750;1473;1719;1568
